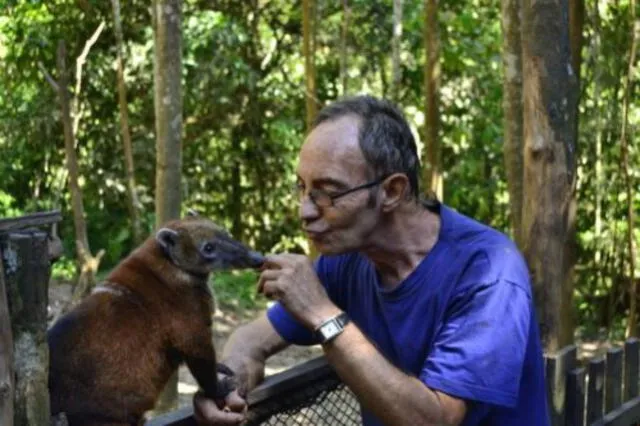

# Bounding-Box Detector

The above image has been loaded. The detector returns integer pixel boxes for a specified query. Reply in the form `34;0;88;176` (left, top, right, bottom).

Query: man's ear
156;228;179;251
381;174;409;212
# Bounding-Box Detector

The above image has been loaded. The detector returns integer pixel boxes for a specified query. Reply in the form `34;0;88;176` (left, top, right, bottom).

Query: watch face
322;321;340;337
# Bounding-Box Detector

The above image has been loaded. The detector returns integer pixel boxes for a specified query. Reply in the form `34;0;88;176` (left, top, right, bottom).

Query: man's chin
311;240;348;256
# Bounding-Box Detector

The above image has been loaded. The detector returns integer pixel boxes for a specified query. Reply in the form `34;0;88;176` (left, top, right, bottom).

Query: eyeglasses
295;175;389;208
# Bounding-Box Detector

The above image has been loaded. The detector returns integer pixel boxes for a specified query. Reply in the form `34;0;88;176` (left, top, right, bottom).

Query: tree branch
73;21;106;135
38;62;59;92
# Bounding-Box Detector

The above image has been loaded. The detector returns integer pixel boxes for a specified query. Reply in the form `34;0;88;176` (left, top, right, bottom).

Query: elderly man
195;96;549;425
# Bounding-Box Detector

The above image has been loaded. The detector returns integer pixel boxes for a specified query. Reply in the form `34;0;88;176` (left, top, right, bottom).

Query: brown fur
48;217;262;426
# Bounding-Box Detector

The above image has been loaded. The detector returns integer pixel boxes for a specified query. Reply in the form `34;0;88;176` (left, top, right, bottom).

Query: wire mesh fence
245;378;360;425
146;356;362;426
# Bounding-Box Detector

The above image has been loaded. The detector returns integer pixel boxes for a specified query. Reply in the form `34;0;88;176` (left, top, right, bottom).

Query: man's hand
257;254;341;329
193;390;247;426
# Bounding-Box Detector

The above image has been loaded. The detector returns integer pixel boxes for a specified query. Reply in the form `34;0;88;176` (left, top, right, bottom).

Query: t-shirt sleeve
266;256;333;346
420;277;532;408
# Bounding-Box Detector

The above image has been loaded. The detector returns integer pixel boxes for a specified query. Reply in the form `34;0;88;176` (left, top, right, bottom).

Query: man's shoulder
440;206;530;292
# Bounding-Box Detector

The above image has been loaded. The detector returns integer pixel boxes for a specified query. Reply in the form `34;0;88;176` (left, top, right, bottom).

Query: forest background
0;0;638;359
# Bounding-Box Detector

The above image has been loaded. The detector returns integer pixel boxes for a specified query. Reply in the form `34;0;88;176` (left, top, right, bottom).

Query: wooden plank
605;347;624;413
546;345;577;426
566;367;585;426
591;395;640;426
587;357;605;424
624;338;640;401
0;249;14;426
0;211;62;234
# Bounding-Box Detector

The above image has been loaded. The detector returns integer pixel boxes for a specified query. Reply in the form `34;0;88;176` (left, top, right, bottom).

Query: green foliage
1;0;638;329
211;270;266;311
51;256;76;281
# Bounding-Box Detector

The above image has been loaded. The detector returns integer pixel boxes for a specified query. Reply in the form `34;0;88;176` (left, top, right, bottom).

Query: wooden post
587;357;606;424
624;338;640;401
0;252;15;426
545;345;577;426
2;231;51;425
605;347;624;413
566;367;585;426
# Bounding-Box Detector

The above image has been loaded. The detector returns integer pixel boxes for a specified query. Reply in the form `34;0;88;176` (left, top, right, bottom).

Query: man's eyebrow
296;175;348;189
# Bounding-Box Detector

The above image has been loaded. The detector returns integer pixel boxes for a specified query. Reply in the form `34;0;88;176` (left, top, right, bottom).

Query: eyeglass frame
296;174;391;208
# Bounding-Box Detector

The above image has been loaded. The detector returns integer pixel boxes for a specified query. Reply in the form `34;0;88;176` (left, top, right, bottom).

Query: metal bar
591;395;640;426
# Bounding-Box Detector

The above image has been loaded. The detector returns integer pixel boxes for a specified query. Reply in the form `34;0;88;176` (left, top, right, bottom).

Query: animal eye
202;243;215;254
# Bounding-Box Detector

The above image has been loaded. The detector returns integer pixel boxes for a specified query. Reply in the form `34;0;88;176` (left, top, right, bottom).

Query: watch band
314;312;350;344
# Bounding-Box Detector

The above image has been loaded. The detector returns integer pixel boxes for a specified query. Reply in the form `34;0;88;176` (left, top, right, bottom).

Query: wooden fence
547;339;640;426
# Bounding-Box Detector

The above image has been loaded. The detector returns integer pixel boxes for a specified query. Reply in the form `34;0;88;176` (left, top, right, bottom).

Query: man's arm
219;313;290;395
194;314;290;425
318;307;466;426
258;254;467;426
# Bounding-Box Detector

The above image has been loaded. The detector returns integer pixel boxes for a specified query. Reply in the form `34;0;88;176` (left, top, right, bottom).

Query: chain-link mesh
245;372;361;425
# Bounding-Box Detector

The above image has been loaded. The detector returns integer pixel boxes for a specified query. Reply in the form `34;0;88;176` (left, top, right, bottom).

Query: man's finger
225;390;248;414
257;269;281;294
194;393;244;425
261;281;282;300
263;254;289;268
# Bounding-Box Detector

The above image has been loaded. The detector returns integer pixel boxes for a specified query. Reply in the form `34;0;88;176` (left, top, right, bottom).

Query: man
195;95;550;425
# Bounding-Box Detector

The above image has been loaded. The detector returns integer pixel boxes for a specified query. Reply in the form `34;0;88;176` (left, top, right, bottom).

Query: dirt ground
47;281;322;414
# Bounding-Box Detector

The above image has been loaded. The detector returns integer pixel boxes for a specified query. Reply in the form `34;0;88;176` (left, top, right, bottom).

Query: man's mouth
305;229;328;240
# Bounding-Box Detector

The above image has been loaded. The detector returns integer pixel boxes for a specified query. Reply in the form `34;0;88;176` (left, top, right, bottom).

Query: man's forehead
297;115;368;182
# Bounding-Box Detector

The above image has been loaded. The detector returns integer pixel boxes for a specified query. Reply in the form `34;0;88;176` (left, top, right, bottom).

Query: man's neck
362;202;441;290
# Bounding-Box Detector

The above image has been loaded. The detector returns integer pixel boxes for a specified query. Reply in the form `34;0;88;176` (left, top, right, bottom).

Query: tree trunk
391;0;403;102
569;0;584;83
521;0;578;351
622;0;638;338
231;130;243;240
303;0;318;131
55;41;104;306
423;0;442;199
501;0;524;248
112;0;144;245
153;0;183;412
0;256;14;426
340;0;350;96
593;0;604;296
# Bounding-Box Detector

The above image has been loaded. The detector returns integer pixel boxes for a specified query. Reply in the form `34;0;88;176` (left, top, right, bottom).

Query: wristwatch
314;312;350;344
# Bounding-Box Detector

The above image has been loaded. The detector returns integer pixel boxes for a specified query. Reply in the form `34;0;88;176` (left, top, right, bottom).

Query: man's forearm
220;315;290;393
323;322;462;426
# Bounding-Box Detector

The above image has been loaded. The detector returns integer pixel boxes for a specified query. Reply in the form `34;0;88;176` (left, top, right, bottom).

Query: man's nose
299;196;321;222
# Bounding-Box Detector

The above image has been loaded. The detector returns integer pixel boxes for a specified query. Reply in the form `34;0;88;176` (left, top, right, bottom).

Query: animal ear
186;208;199;217
156;228;179;251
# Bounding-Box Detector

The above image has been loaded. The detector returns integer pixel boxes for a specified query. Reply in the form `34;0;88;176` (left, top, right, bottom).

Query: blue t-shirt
267;205;550;425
